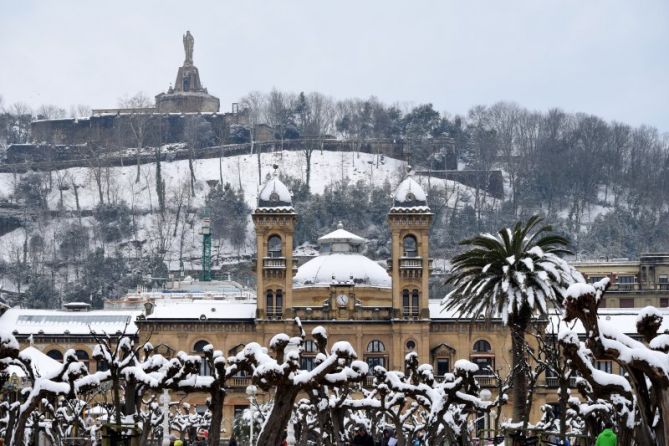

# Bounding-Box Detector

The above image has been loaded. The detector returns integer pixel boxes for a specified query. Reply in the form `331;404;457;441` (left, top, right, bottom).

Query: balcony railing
263;257;286;269
403;307;419;319
292;306;393;321
473;375;497;388
545;376;578;388
387;257;434;273
229;376;252;388
399;258;423;269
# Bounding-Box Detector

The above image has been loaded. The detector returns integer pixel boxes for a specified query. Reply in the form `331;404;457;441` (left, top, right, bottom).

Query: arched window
473;340;492;353
46;349;63;361
267;235;283;258
403;235;418;257
275;290;283;311
266;289;274;314
194;340;211;376
75;350;89;370
411;289;419;316
367;340;385;353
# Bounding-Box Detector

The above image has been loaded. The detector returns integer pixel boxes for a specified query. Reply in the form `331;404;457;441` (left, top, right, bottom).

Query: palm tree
442;215;582;423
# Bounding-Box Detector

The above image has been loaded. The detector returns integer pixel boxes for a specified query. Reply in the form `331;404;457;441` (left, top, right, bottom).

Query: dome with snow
293;223;391;288
393;174;428;208
258;169;292;208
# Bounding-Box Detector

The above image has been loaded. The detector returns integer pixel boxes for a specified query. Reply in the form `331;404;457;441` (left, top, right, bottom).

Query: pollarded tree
443;215;582;422
236;325;368;446
562;279;669;445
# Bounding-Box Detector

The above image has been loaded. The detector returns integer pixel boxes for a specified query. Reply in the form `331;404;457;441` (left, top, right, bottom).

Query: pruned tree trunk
208;388;225;446
257;386;300;446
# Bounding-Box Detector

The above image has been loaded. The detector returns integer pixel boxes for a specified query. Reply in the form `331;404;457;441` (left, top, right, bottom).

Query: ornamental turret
387;168;433;319
252;167;296;320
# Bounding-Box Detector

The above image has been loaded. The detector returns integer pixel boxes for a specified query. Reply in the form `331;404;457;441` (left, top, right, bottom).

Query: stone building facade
573;254;669;308
131;172;525;435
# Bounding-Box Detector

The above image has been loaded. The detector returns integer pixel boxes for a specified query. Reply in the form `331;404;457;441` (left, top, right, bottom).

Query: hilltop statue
183;30;194;65
154;31;220;112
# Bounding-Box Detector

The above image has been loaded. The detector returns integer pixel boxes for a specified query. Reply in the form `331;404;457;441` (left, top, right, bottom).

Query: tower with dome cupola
387;169;433;319
252;168;296;320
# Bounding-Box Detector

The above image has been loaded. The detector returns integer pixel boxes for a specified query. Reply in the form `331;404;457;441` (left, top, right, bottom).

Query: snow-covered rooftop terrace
0;308;140;336
144;299;256;321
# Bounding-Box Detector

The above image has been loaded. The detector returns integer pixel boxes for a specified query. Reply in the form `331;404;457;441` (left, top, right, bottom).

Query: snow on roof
293;253;391;288
16;346;63;378
0;308;140;336
318;222;366;246
393;175;428;208
258;174;292;208
547;308;669;335
145;299;256;320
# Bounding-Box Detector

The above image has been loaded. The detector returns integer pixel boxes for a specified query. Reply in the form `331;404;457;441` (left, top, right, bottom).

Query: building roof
8;346;63;378
144;299;256;321
258;173;292;208
0;308;140;336
293;253;391;288
317;222;366;246
392;174;429;210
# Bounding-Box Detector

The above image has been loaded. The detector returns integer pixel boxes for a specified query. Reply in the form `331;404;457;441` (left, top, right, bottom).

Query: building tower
387;171;433;319
252;170;296;320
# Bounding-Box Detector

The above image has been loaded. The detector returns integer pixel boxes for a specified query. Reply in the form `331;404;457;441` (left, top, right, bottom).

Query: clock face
336;294;349;306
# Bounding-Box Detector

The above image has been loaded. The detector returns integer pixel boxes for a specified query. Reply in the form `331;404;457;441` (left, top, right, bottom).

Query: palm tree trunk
511;323;528;423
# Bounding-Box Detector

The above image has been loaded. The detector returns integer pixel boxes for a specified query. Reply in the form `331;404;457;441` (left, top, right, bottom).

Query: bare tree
118;92;156;182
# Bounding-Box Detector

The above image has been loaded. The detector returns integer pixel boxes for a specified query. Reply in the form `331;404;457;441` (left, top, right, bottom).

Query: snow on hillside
0;150;483;267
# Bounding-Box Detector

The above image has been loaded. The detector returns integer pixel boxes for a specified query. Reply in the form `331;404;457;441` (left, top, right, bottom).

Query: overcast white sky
1;1;667;131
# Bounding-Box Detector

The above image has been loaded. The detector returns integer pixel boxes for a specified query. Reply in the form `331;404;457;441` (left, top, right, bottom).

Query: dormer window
406;192;416;201
269;191;280;202
403;235;418;257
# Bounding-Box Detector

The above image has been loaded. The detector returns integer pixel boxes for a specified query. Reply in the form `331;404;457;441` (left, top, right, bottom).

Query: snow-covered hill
0;150;482;269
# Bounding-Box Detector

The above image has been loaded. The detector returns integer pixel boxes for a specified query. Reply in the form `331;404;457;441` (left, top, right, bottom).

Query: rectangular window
617;275;636;284
366;356;387;369
659;275;669;290
660;298;669;308
436;359;450;376
619;298;635;308
617;275;636;290
596;361;612;373
301;356;315;371
588;275;605;284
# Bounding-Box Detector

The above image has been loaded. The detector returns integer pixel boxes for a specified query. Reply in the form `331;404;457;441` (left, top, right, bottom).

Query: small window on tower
268;235;282;258
403;235;417;257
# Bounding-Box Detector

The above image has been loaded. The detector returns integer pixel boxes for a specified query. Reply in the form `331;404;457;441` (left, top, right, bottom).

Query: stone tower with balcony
252;171;296;320
387;171;433;319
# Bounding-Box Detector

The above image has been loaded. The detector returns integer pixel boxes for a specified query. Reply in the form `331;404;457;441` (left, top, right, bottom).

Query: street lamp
479;389;492;441
246;385;257;446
